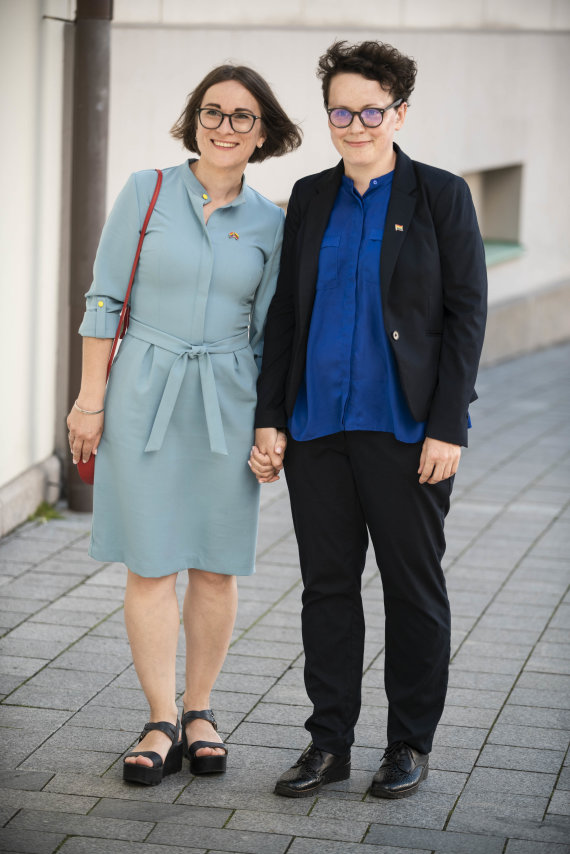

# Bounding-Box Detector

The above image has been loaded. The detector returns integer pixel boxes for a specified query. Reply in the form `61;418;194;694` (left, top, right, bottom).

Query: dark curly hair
171;64;302;164
317;41;417;107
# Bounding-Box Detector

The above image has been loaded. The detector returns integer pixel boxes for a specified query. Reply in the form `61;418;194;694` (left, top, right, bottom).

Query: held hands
66;403;104;466
248;428;287;483
418;436;461;484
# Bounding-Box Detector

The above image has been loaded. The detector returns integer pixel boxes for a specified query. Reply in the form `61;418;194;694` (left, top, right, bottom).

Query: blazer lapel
297;162;343;322
381;144;417;292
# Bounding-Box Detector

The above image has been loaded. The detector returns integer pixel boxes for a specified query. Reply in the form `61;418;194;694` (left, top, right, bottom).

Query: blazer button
392;330;400;341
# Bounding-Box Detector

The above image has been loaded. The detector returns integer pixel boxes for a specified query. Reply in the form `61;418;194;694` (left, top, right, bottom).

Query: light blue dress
79;161;285;577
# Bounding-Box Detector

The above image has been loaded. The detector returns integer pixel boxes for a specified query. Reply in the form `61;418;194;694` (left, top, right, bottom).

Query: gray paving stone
288;840;428;854
27;607;116;628
477;744;565;773
505;840;570;854
145;822;292;853
534;641;570;660
7;622;87;643
176;787;315;813
364;825;505;853
0;674;26;694
0;561;35;577
8;808;153;841
509;684;570;710
446;656;524;682
41;724;139;753
445;687;507;709
210;688;262;712
447;809;570;843
0;828;65;853
447;669;514;691
223;654;291;677
0;539;60;562
227;808;368;842
497;705;570;730
58;841;205;854
314;791;456;829
228;722;308;749
44;771;188;803
54;650;132;674
0;598;49;616
465;766;557;796
487;723;570;750
0;788;99;813
0;654;48;677
0;770;54;790
525;655;570;675
19;745;120;774
2;685;100;711
517;671;570;692
439;705;497;728
3;572;85;600
454;789;548;822
0;636;71;659
213;671;278;694
90;796;231;826
548;790;570;817
557;764;570;790
229;638;304;659
0;804;19;824
85;686;148;711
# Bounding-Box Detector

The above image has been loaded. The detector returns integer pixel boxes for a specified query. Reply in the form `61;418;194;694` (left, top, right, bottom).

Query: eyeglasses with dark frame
327;99;404;128
197;108;261;134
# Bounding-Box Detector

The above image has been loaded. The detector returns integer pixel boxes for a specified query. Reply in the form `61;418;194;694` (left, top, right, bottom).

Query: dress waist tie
127;317;250;456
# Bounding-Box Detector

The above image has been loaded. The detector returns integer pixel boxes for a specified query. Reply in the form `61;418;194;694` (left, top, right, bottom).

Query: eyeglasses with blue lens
327;99;403;128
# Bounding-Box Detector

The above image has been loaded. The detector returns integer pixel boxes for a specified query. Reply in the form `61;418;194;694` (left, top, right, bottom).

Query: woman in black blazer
250;40;487;800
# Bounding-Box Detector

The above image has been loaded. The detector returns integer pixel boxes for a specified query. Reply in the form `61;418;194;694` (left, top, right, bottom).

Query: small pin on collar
228;231;239;240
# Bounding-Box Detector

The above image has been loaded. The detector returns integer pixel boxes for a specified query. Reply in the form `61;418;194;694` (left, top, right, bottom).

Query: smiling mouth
211;140;238;149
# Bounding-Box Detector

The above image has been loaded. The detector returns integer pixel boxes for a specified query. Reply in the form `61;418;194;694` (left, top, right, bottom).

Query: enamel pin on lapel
395;224;404;232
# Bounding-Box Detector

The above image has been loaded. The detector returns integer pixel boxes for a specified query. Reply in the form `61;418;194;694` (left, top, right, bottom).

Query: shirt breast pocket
316;235;341;291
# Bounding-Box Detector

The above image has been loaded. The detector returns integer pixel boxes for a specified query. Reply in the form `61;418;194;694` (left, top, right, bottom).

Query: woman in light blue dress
67;65;300;786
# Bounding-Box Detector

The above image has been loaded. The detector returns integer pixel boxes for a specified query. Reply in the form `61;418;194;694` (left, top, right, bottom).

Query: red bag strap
105;169;163;380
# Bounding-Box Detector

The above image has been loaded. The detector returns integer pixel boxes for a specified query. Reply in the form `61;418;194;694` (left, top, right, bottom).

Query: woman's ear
395;101;408;130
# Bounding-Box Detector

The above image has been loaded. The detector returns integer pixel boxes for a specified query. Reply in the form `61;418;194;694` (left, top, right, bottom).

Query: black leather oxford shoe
370;742;429;799
274;744;351;798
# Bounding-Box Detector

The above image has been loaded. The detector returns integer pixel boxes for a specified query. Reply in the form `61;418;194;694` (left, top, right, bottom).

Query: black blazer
255;144;487;447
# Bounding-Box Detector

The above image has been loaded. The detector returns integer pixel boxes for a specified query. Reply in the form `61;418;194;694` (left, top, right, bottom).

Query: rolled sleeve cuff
78;295;123;338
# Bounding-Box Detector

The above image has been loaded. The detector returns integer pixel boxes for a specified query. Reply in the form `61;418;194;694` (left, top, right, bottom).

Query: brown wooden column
67;0;113;511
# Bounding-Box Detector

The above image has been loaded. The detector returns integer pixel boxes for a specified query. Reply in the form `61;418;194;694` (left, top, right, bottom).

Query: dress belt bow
127;317;250;456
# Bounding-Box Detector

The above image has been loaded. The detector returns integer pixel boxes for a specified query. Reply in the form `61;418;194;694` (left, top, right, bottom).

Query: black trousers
284;430;452;756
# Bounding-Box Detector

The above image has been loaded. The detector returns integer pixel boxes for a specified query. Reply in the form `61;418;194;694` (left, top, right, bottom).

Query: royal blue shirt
289;171;427;443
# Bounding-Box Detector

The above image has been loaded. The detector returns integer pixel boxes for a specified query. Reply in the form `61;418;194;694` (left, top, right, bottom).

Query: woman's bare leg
123;570;180;766
183;569;238;756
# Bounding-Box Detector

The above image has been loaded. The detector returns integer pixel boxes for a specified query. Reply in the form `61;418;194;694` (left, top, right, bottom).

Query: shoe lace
299;743;325;771
382;741;409;772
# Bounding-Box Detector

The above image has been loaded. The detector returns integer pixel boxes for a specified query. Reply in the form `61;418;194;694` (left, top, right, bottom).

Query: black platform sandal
123;719;182;786
182;709;228;775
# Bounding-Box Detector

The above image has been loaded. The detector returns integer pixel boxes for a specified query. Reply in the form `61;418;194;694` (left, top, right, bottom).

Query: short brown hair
317;41;417;107
171;65;302;163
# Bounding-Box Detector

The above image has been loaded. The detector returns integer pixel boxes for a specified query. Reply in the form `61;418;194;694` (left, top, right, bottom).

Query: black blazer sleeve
254;180;302;428
423;174;487;445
